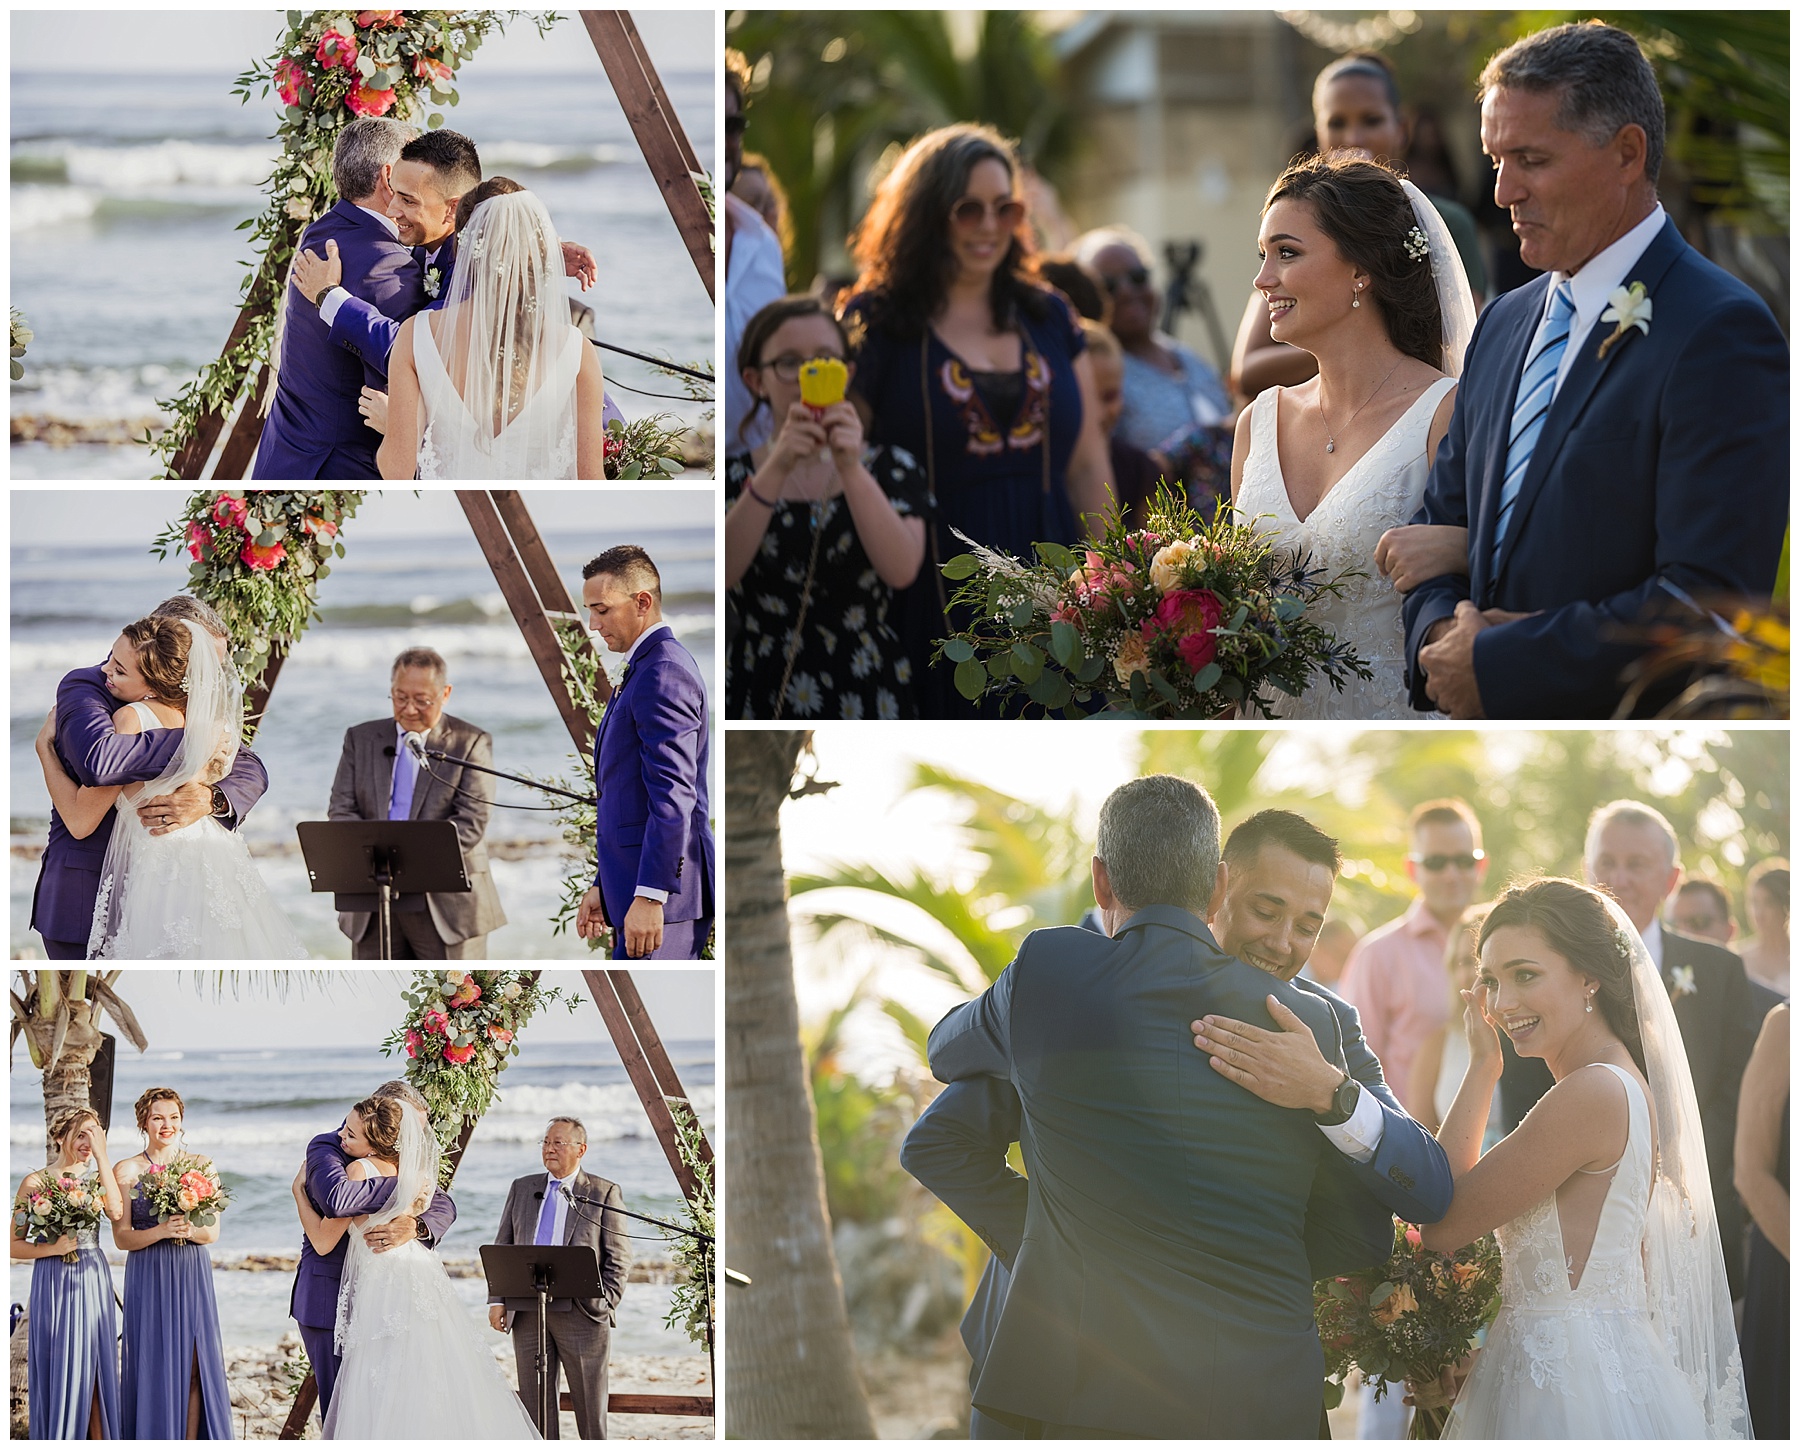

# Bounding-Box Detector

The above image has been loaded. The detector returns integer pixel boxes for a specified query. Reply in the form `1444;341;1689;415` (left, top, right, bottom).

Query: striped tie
1491;281;1576;569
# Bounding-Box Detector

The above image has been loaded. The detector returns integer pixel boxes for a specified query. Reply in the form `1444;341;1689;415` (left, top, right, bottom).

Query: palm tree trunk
724;732;876;1438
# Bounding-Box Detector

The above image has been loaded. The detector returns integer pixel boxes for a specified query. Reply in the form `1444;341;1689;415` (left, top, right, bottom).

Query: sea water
9;515;717;959
9;1035;715;1356
11;65;715;478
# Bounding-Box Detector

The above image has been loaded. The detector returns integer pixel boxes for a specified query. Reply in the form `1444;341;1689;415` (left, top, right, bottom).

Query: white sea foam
11;184;102;232
54;140;278;191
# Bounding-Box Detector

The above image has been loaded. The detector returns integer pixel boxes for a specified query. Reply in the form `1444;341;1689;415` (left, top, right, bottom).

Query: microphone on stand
403;730;429;765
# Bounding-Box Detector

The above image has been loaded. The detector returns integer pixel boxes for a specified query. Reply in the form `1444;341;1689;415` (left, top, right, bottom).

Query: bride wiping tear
378;187;609;480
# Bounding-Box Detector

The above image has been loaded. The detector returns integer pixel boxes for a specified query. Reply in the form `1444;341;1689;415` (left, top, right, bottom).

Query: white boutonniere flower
424;265;442;300
1669;964;1697;1000
1596;281;1652;360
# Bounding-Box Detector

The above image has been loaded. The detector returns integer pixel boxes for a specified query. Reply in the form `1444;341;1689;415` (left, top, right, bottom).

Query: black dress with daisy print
725;445;929;720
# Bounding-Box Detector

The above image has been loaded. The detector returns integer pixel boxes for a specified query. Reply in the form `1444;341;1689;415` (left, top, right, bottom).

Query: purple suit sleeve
56;672;182;787
327;294;405;372
419;1188;455;1248
213;747;268;831
306;1130;395;1218
633;656;705;894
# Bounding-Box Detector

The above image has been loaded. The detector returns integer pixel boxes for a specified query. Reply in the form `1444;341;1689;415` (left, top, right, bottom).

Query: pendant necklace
1318;359;1401;454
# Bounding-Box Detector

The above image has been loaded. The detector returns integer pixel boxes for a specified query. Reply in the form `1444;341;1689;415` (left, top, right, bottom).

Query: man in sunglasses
1336;799;1488;1119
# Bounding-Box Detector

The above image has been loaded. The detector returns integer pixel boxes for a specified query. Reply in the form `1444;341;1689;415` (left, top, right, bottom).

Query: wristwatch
414;1217;431;1243
209;785;232;819
1314;1069;1361;1127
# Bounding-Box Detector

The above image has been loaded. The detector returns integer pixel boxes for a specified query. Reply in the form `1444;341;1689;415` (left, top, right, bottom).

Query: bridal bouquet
1314;1223;1502;1439
138;1153;230;1238
935;485;1372;717
13;1170;108;1263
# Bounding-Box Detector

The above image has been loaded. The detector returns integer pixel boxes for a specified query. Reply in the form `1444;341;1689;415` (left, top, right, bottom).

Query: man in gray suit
488;1116;631;1438
327;645;506;958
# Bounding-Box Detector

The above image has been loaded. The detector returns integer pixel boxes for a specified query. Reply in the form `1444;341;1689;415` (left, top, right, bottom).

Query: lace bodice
1235;378;1455;719
415;317;582;479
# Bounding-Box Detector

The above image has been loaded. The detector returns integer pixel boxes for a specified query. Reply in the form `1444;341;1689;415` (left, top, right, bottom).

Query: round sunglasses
1409;850;1486;872
951;196;1025;231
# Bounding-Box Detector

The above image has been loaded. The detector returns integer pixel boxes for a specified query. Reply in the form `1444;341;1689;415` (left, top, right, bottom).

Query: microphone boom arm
418;746;591;805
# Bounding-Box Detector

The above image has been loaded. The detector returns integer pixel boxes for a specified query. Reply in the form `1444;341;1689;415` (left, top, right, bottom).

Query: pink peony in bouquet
936;485;1372;717
138;1152;230;1237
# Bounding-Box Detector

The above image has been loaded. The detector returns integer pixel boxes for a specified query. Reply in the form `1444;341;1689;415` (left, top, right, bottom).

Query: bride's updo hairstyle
1477;877;1647;1075
1263;155;1443;370
49;1107;101;1158
351;1095;406;1161
120;616;194;708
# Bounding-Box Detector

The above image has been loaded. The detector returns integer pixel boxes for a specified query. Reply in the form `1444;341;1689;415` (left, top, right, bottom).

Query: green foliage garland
662;1101;715;1349
146;10;556;476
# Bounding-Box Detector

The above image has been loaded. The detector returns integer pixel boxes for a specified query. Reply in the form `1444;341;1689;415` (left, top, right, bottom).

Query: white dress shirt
1535;203;1667;401
1643;915;1665;973
619;622;673;906
1319;1076;1387;1164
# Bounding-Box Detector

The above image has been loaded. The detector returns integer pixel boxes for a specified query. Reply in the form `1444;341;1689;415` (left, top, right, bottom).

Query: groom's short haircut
1223;810;1342;875
333;116;419;203
1585;799;1680;869
391;646;448;687
1478;22;1665;183
1095;774;1220;913
151;593;229;642
371;1079;428;1112
1408;798;1482;845
584;546;662;600
400;129;482;200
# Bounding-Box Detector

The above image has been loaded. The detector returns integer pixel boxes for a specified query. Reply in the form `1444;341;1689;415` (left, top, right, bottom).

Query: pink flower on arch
314;29;358;72
241;539;287;571
404;1029;422;1058
355;9;405;29
274;56;313;108
346;82;397;119
486;1025;513;1045
212;493;247;530
444;1042;477;1066
413;54;453;85
185;520;212;561
449;976;482;1009
421;1007;450;1037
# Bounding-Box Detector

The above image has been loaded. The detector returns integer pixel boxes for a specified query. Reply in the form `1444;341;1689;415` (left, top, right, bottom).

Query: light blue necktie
1491;280;1576;569
534;1177;560;1245
388;729;418;820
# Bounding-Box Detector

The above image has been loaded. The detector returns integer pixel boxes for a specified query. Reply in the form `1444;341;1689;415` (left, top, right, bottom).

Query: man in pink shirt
1338;800;1489;1119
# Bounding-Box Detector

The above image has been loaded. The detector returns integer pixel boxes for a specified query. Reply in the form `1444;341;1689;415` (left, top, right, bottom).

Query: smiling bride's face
102;635;154;702
339;1109;376;1160
1255;197;1365;352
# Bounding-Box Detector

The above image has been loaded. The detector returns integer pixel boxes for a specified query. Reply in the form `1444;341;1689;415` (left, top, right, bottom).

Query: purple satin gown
119;1184;233;1438
26;1222;121;1439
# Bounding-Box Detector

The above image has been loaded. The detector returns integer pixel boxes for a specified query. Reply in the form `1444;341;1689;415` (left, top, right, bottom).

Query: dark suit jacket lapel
1472;279;1550;605
370;721;397;820
1494;220;1688;584
407;719;448;820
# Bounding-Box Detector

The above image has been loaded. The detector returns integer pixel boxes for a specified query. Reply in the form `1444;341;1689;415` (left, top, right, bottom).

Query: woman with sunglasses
1072;226;1232;475
839;123;1113;717
725;294;928;720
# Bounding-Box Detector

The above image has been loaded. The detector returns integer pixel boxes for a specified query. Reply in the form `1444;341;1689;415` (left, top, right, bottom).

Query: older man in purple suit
291;1080;457;1416
30;595;268;959
252;116;426;480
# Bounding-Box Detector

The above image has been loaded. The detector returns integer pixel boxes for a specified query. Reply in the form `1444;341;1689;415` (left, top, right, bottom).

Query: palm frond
90;976;150;1054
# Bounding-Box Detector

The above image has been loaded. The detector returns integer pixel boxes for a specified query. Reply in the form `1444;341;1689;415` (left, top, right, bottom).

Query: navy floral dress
725;444;929;719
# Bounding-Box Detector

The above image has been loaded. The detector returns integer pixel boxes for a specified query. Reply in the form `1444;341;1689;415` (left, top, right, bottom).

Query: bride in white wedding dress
1423;878;1746;1439
1230;156;1476;719
296;1097;540;1441
378;188;609;480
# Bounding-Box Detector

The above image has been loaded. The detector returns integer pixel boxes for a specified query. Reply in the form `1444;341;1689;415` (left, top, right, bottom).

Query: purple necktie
535;1178;560;1245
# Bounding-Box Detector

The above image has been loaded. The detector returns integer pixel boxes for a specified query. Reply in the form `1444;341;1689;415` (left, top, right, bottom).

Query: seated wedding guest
113;1088;231;1439
1080;320;1163;525
726;50;787;455
1230;49;1487;402
577;547;714;959
1037;251;1108;324
733;151;795;267
841;123;1113;716
327;646;505;958
489;1117;631;1439
1740;859;1789;997
1299;916;1358;988
1735;1003;1788;1438
12;1109;125;1440
726;295;928;720
1668;876;1736;945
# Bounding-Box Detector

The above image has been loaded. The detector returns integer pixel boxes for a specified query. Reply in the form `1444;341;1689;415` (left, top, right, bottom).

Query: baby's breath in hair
1403;226;1430;263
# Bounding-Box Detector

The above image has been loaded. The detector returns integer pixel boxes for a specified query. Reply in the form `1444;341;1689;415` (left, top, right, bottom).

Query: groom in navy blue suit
1403;23;1788;719
254;116;426;480
577;546;714;960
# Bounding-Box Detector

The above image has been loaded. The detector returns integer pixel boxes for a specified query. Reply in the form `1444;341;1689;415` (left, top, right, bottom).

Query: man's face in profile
1211;843;1335;980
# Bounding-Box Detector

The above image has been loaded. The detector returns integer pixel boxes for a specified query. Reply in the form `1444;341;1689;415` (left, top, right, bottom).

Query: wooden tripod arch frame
178;10;713;482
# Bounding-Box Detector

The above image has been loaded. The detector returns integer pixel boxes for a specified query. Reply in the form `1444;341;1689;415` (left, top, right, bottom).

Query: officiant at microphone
327;645;506;958
489;1116;632;1439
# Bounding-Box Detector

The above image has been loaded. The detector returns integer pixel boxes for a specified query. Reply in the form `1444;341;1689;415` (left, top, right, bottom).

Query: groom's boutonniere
424;265;443;300
1668;964;1697;1001
1596;281;1652;360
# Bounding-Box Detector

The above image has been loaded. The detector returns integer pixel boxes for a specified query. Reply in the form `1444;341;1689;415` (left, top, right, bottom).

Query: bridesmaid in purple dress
111;1087;233;1440
10;1108;125;1439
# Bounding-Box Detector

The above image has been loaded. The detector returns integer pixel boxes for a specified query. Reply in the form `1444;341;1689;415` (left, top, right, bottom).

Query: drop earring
1585;995;1595;1014
1352;283;1363;309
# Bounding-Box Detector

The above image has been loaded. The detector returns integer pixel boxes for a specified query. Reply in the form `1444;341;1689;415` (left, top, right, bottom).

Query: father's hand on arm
1417;604;1542;719
292;239;343;306
1192;997;1345;1113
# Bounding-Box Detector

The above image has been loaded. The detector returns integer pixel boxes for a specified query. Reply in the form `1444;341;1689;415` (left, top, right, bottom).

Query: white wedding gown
1236;377;1456;719
1444;1064;1713;1438
89;703;306;959
323;1231;541;1441
415;317;584;480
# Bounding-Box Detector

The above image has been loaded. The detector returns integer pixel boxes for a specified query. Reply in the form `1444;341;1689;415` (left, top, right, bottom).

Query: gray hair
151;594;229;642
1096;775;1221;914
1585;799;1680;870
1479;22;1665;183
332;116;420;203
371;1079;427;1112
391;647;448;687
545;1116;588;1147
1073;225;1156;275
